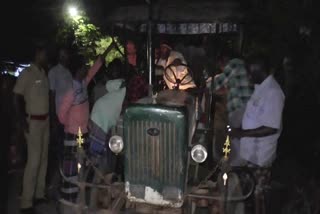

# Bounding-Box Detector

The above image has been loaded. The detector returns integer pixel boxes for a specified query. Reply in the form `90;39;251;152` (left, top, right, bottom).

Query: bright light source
68;6;78;17
223;173;228;186
77;163;81;173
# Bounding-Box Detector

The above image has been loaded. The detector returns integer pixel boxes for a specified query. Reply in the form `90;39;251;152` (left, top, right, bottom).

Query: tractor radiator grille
126;120;181;187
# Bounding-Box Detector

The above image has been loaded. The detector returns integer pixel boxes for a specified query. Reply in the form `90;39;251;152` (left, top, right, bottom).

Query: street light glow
68;6;78;17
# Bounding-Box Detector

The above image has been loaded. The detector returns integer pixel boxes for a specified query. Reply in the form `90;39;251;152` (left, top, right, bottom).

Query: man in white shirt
229;55;285;167
47;48;72;192
49;48;72;115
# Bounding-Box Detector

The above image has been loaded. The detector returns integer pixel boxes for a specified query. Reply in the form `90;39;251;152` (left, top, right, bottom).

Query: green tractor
59;1;256;213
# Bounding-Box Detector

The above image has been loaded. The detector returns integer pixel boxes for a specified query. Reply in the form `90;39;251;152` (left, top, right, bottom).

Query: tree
56;10;124;65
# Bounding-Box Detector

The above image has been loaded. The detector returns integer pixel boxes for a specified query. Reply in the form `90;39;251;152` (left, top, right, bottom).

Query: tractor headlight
109;135;124;154
191;144;208;163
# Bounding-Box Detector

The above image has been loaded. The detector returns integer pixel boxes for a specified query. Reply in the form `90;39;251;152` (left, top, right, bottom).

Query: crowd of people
0;40;149;213
211;44;320;213
1;36;320;213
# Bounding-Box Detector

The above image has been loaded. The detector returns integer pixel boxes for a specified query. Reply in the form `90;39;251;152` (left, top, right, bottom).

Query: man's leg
61;134;79;202
35;119;49;199
250;167;271;214
219;172;245;214
21;120;43;209
47;119;64;200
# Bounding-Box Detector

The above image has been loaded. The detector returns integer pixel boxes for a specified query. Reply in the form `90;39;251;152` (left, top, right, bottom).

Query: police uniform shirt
14;64;49;115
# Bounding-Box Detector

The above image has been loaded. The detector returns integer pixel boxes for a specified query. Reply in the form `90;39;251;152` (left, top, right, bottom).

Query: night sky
1;0;319;62
0;0;59;62
0;0;147;62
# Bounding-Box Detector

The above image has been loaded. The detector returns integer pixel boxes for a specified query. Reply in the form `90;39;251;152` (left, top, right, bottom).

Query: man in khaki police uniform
13;46;49;213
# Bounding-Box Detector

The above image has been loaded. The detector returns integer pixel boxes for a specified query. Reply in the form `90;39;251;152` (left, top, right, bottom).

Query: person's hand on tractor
227;126;244;139
228;126;278;139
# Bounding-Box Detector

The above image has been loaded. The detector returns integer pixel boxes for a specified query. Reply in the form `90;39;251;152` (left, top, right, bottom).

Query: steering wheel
164;63;194;90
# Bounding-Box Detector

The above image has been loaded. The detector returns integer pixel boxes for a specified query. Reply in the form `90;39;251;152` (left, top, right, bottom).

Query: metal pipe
224;176;229;214
187;193;222;200
185;154;191;192
187;188;253;202
193;164;199;182
147;0;153;96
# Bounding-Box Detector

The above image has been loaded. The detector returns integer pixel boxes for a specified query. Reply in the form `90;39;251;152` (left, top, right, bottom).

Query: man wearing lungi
229;54;285;213
58;44;115;202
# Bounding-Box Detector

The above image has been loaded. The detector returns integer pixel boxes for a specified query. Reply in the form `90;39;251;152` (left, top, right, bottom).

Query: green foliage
95;37;124;64
56;11;124;65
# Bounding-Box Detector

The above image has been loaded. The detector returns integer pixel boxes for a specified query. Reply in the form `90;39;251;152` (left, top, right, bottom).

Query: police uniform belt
26;114;49;120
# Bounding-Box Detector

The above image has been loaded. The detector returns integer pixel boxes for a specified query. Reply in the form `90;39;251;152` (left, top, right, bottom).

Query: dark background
0;0;320;62
0;0;147;62
0;0;57;61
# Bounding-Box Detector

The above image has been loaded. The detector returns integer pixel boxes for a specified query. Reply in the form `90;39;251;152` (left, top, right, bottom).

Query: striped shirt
214;58;253;117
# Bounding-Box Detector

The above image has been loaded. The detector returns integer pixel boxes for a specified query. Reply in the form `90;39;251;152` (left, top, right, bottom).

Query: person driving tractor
156;40;196;90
